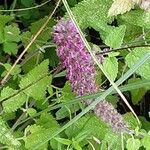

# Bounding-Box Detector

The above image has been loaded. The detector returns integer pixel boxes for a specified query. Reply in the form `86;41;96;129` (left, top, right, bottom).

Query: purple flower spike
53;19;98;96
53;19;128;133
94;100;128;132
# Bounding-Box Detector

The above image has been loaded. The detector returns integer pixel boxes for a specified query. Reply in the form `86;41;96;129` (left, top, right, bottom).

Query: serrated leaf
19;60;50;101
24;125;48;150
126;138;141;150
118;21;142;42
105;25;126;48
56;82;80;120
108;0;135;17
56;104;80;120
1;25;21;55
0;116;20;147
37;113;59;129
0;15;13;27
2;63;21;77
0;87;27;113
142;133;150;150
27;108;37;117
128;78;147;105
22;53;44;73
70;0;113;29
103;132;122;149
54;137;71;145
102;57;118;81
44;48;59;67
139;117;150;132
65;114;111;140
72;141;82;150
3;42;18;55
123;112;141;129
125;48;150;80
22;17;55;52
0;15;13;43
4;25;20;42
120;9;150;29
25;113;59;149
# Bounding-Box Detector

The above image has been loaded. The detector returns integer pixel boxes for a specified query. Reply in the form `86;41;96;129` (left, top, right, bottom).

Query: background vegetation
0;0;150;149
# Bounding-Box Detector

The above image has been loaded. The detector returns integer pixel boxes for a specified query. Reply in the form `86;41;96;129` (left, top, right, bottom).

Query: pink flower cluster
53;19;97;96
53;19;128;132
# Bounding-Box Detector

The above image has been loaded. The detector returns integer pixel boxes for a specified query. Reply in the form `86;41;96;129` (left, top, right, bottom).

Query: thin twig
0;0;61;85
0;0;51;12
98;44;150;55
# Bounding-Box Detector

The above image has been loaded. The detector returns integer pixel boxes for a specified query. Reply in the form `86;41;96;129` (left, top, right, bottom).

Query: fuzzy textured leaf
142;133;150;150
102;57;118;81
120;9;150;29
105;25;126;48
19;60;50;101
0;87;27;113
0;116;20;147
125;48;150;80
65;114;111;140
126;138;141;150
128;78;147;105
25;113;59;149
71;0;113;28
108;0;135;17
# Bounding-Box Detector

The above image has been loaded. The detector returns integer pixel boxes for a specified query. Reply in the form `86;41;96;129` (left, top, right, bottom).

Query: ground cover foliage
0;0;150;149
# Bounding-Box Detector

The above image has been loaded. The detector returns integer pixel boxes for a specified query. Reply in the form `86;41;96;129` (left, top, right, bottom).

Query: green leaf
125;48;150;80
128;78;147;105
54;137;71;145
0;87;27;113
120;9;150;29
70;0;113;28
126;138;141;150
142;133;150;150
123;112;141;129
3;41;18;55
0;15;13;43
21;0;34;7
19;60;50;101
102;132;122;149
118;21;142;42
44;48;59;67
1;25;21;55
36;113;59;129
22;53;44;73
108;0;135;17
21;17;55;52
105;25;126;49
24;125;48;150
4;25;20;42
65;114;111;140
72;140;82;150
24;113;59;150
56;82;80;120
102;57;118;81
0;116;20;147
27;108;37;117
2;63;21;77
139;117;150;132
0;15;13;27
